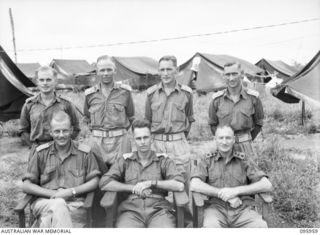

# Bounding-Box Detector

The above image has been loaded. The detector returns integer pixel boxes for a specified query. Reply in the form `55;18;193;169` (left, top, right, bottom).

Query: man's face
96;60;116;85
37;70;57;94
133;127;152;153
50;119;73;148
215;127;235;153
223;64;243;89
159;60;177;86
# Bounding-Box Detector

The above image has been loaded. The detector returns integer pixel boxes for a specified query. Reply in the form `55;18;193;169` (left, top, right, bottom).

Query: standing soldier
84;55;134;169
19;66;80;160
145;55;195;182
208;62;264;156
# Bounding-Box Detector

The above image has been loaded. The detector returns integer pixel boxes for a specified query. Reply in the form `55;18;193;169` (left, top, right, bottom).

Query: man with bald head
190;125;272;228
84;55;135;168
22;111;101;227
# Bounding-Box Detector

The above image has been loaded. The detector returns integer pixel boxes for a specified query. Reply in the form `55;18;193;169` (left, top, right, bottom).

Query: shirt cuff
85;170;101;182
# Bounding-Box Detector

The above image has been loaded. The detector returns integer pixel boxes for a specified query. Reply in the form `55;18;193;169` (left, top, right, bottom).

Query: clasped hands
132;181;152;198
50;188;73;199
218;187;242;208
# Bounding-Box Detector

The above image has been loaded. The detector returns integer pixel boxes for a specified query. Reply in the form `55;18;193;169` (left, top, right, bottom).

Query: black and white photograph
0;0;319;231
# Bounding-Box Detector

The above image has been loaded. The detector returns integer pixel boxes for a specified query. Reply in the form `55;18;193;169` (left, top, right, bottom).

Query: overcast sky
0;0;319;66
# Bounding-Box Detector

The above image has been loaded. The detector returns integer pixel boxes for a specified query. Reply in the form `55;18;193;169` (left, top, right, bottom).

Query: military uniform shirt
23;141;101;191
191;148;267;202
145;83;195;134
19;93;80;142
84;83;134;130
99;151;184;197
208;88;264;134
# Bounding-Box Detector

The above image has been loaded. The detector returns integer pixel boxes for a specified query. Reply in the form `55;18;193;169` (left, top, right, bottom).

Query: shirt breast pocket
233;109;253;129
151;102;162;123
125;175;138;184
109;103;126;124
69;168;85;186
208;171;222;187
171;103;185;122
40;166;56;186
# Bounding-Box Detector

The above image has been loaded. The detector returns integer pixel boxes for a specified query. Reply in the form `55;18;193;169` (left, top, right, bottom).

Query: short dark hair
159;55;177;67
223;62;241;70
131;119;151;132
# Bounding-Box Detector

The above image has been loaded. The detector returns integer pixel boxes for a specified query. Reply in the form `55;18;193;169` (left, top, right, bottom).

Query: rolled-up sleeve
126;92;135;122
85;152;101;182
19;103;30;135
208;99;219;126
190;158;209;182
186;93;195;123
245;159;268;183
99;158;124;189
162;158;184;183
22;152;40;184
253;97;264;127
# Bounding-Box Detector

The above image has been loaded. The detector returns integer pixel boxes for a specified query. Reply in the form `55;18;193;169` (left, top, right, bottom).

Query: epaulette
123;153;134;159
25;96;37;104
212;90;225;100
156;153;169;158
234;151;245;160
181;85;192;93
246;88;259;98
84;86;97;96
146;84;158;95
205;151;218;159
120;83;132;91
77;143;91;153
36;142;51;152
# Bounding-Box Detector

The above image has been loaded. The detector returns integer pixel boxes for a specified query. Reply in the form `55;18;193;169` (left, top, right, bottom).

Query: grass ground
0;88;319;227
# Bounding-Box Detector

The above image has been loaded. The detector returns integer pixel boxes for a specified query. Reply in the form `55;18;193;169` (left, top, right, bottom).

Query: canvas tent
177;53;263;92
17;62;41;83
111;56;160;90
50;59;95;86
255;59;299;83
272;51;320;107
0;46;34;121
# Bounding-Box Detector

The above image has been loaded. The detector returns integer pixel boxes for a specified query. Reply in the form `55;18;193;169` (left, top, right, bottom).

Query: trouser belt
234;132;252;143
153;133;185;141
92;129;126;138
127;194;164;200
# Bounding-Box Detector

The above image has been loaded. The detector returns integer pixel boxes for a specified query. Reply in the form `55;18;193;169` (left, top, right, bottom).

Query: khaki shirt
23;141;101;191
19;94;80;143
99;151;184;197
84;83;134;131
145;83;195;134
191;148;267;203
208;88;264;134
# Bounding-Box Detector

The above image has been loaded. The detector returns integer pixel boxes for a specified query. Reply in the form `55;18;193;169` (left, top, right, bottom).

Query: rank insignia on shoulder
123;153;134;159
234;151;245;160
84;86;97;96
36;142;51;152
156;153;168;158
212;90;225;100
146;84;158;95
206;151;218;158
181;85;192;93
78;143;91;153
246;88;259;98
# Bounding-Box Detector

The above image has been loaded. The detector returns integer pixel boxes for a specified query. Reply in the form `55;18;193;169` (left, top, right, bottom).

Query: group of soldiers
19;54;273;228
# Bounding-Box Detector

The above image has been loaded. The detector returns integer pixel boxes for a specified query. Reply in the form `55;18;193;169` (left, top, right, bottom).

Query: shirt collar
158;81;180;93
130;150;160;162
224;86;248;100
213;148;244;163
35;92;61;104
49;140;76;158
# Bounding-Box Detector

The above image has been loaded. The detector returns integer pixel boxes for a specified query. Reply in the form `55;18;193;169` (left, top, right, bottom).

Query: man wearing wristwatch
99;119;184;228
22;111;101;227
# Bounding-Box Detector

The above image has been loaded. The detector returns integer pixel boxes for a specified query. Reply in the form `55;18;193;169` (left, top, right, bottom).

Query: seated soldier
22;111;101;228
99;119;185;228
190;125;273;228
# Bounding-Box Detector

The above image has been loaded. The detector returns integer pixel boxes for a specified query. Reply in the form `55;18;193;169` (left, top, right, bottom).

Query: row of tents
1;45;319;122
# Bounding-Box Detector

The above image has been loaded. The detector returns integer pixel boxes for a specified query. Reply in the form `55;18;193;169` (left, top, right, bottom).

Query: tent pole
301;101;305;126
